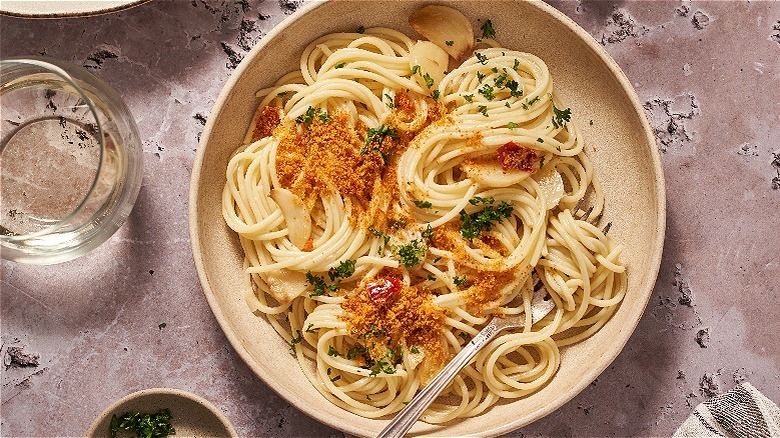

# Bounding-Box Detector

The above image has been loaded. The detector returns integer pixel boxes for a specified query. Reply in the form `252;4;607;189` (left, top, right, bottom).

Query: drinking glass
0;57;143;264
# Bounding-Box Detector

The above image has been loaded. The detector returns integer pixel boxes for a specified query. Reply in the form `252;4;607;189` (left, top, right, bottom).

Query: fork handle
376;321;502;438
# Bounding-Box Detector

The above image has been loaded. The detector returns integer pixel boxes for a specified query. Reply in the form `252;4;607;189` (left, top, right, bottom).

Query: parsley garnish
459;200;514;240
384;93;394;108
494;73;508;88
334;62;346;69
356;25;365;34
421;224;434;240
477;105;489;117
513;58;520;71
475;52;488;65
478;83;495;100
552;104;572;129
328;259;356;281
305;323;319;333
110;409;175;438
476;71;485;82
423;73;434;88
507;122;518;129
537;138;544;143
445;40;454;46
327;346;341;357
432;89;440;100
289;330;303;351
453;276;468;286
306;272;339;297
391;239;427;267
411;65;421;75
527;96;540;106
481;19;496;39
414;200;432;209
410;346;420;354
330;375;341;382
296;106;330;125
347;345;368;359
277;91;288;99
469;196;495;205
463;94;474;103
506;80;522;97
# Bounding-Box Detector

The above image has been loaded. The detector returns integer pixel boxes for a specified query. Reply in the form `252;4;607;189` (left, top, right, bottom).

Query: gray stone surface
1;1;778;436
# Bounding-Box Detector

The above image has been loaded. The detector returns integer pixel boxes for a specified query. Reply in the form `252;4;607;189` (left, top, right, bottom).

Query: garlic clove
265;268;308;305
410;5;475;63
269;188;312;249
410;40;449;88
535;167;565;209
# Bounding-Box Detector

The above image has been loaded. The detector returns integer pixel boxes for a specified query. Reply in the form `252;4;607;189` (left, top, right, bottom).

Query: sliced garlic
461;159;532;188
409;5;474;63
410;40;449;88
265;269;308;305
535;167;565;209
269;188;312;249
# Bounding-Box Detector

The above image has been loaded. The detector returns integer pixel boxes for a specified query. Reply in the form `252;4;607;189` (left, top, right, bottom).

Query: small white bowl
86;388;237;438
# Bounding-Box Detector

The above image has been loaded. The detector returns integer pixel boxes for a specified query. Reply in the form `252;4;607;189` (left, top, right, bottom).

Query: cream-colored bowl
86;388;237;438
189;1;665;436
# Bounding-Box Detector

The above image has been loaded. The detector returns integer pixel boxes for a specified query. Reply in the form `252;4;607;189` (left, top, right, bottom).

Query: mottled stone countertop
1;1;778;437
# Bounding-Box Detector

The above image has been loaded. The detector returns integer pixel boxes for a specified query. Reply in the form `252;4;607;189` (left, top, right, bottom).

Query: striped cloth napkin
674;383;780;437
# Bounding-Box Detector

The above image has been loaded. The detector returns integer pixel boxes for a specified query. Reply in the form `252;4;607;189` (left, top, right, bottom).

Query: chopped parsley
469;196;495;205
507;122;518;129
481;19;496;39
328;259;356;282
432;89;440;100
384;93;394;108
296;106;330;125
445;40;454;46
506;80;522;97
327;346;341;357
411;65;421;75
334;62;346;69
478;83;495;100
356;25;365;34
347;345;368;359
477;105;489;117
109;409;175;438
330;375;341;382
493;73;508;88
463;94;474;103
537;138;544;143
528;96;540;106
391;239;427;267
421;224;434;240
305;323;319;333
414;200;432;209
453;276;468;286
306;272;338;297
513;58;520;71
552;104;572;129
289;330;303;351
475;52;488;65
459;200;514;241
410;346;420;354
476;71;485;82
423;73;434;88
363;124;396;149
276;91;288;99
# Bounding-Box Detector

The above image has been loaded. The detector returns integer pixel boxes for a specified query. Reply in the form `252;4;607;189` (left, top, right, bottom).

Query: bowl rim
85;387;238;437
188;1;667;436
0;0;151;19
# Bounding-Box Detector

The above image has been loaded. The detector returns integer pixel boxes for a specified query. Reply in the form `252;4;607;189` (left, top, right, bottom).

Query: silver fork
377;205;611;438
376;283;555;438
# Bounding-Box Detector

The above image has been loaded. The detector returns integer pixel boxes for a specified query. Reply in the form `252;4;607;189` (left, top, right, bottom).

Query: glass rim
0;57;106;241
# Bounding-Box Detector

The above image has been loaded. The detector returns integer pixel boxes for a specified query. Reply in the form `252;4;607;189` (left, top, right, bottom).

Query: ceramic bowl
189;1;666;436
86;388;237;438
0;0;149;18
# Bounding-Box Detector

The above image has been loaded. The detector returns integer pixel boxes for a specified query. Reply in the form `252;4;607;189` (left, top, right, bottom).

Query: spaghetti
223;15;626;423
